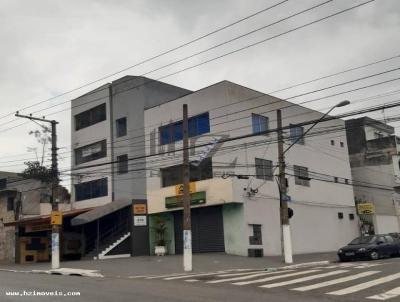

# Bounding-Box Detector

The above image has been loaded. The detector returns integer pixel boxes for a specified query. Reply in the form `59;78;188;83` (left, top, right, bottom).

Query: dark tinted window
161;158;213;187
116;117;127;137
7;197;14;211
75;103;106;131
249;224;262;245
349;236;377;245
75;178;108;201
75;140;107;165
159;112;210;145
117;154;128;174
0;178;6;190
252;114;269;134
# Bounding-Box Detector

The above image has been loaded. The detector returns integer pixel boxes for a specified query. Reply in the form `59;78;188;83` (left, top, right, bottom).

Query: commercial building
145;80;359;256
345;117;400;234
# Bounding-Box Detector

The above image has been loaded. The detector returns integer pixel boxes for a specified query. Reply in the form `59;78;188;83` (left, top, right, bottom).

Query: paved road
1;258;400;301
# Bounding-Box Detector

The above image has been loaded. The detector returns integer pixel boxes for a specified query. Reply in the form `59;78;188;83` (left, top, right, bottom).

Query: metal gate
173;206;225;253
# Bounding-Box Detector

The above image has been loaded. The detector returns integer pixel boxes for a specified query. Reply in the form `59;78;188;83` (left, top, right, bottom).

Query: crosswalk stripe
164;271;229;280
216;270;265;277
260;270;349;288
206;270;294;284
327;272;400;296
291;271;380;292
367;286;400;300
232;270;321;286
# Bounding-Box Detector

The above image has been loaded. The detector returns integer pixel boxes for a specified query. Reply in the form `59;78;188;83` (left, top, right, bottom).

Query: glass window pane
197;113;210;135
160;126;170;145
174;122;183;141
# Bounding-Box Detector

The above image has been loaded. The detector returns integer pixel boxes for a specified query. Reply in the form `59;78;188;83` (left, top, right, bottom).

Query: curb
0;268;103;278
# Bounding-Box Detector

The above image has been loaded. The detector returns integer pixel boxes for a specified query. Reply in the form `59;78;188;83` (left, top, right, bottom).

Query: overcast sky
0;0;399;188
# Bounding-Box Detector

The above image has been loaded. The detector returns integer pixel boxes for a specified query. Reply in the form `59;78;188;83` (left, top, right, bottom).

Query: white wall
375;215;400;233
144;80;359;255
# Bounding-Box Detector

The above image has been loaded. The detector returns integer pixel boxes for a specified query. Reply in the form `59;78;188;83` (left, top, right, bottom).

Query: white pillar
183;230;192;272
283;224;293;264
51;231;60;269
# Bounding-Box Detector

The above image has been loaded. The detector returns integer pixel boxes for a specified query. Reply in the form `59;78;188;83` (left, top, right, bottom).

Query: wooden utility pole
277;109;293;264
15;112;60;269
182;104;192;272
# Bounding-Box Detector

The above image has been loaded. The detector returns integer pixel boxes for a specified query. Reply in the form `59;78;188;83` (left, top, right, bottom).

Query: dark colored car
338;234;400;262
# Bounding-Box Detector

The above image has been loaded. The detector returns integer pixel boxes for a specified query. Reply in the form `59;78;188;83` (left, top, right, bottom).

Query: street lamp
278;100;350;264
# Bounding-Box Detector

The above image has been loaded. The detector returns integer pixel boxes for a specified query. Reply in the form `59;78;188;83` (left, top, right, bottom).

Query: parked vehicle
337;234;400;262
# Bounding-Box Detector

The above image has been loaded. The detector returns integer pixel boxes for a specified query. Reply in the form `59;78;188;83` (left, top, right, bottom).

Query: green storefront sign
165;191;206;209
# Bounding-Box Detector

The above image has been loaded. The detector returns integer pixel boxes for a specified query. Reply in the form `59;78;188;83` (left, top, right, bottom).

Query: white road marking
291;271;380;292
184;279;200;283
147;271;225;279
327;272;400;296
206;270;294;284
260;270;349;288
233;270;321;286
216;270;266;277
164;271;230;280
367;286;400;300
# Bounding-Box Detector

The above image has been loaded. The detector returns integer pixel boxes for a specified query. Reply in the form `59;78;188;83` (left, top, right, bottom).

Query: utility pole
182;104;192;272
277;109;293;264
15;112;60;269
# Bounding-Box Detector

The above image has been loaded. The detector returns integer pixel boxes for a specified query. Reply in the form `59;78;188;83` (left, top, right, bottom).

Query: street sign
175;182;196;196
50;211;62;225
134;215;147;226
133;204;147;215
357;203;375;214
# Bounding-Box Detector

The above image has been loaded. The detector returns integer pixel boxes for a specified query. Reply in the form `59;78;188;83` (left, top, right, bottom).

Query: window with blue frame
289;124;305;145
159;112;210;145
252;114;269;134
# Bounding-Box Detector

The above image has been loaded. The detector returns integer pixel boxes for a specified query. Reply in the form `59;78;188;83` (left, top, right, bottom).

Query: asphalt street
1;258;400;302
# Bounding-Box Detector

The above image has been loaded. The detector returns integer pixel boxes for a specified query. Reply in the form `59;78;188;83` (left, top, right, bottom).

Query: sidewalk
0;252;338;278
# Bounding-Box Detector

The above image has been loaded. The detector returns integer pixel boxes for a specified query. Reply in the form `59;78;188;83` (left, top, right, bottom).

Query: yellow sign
357;203;375;215
133;204;147;215
175;182;196;196
50;211;63;225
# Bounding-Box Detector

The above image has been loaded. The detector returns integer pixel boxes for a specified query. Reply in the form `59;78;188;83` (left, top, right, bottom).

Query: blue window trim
252;114;269;135
159;112;210;145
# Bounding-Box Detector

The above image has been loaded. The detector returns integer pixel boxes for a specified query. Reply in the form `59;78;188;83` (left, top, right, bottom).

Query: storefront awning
71;199;132;226
4;208;92;226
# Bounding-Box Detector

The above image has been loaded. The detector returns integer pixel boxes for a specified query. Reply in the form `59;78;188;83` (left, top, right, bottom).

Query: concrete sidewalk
0;252;338;278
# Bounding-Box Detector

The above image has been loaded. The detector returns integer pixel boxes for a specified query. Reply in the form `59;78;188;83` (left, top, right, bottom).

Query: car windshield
349;236;377;245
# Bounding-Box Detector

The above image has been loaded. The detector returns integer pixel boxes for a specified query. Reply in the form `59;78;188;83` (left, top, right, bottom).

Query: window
159;112;210;145
289;125;305;145
249;224;262;245
338;212;344;219
340;142;344;148
0;178;6;190
75;178;108;201
252;114;269;134
75;140;107;165
344;178;349;184
117;154;128;174
161;158;213;187
330;140;335;146
7;197;14;211
294;165;310;186
116;117;127;137
385;235;394;243
349;213;355;220
75;103;106;131
255;158;273;180
334;177;338;183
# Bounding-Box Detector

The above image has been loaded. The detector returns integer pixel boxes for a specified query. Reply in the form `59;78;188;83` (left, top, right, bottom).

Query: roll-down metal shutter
174;206;225;254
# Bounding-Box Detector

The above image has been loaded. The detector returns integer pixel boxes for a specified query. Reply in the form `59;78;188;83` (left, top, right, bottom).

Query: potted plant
154;219;167;256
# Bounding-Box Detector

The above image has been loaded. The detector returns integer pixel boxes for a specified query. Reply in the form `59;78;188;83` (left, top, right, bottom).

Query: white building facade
145;80;359;256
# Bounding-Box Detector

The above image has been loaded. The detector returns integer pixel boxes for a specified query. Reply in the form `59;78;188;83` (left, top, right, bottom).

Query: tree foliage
21;161;53;184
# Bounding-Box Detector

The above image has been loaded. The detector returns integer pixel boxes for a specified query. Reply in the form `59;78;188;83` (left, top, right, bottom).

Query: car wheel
369;250;380;260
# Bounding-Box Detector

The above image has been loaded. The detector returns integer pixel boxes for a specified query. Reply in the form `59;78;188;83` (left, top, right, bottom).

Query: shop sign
165;191;206;209
133;204;147;215
357;203;375;215
134;215;147;226
175;182;196;196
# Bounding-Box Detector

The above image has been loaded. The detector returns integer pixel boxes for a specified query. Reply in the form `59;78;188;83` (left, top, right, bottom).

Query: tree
21;161;53;184
28;126;51;165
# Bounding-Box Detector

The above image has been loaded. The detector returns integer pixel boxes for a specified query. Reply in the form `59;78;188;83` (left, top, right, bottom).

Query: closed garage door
174;206;225;253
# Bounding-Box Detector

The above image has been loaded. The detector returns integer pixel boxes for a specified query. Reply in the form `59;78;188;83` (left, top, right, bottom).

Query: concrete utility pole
182;104;192;272
277;100;350;264
277;109;293;264
15;112;60;269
